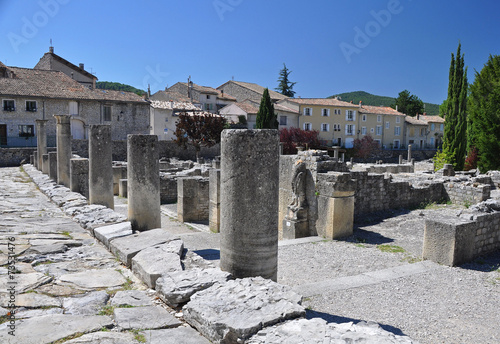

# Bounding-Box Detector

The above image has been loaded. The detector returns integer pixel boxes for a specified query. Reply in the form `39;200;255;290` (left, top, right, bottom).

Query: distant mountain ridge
96;81;145;96
327;91;439;116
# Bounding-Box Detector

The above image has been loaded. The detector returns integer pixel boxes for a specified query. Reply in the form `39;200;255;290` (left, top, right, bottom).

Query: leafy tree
442;43;468;170
174;112;226;159
468;54;500;172
279;128;321;154
432;150;448;172
391;90;424;116
256;88;278;129
275;63;296;97
352;135;381;160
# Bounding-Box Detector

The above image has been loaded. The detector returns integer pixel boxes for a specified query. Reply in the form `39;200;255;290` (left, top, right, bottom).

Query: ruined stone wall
177;177;209;222
474;212;500;257
443;182;490;206
160;174;178;204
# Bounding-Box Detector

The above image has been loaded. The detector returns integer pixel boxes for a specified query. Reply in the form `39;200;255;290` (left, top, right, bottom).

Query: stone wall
0;147;57;167
423;211;500;266
350;149;438;163
160;174;178;204
177;177;209;222
443;182;490;206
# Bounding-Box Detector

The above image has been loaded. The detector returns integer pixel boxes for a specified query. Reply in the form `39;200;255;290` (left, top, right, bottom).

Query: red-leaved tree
280;127;321;154
352;135;381;160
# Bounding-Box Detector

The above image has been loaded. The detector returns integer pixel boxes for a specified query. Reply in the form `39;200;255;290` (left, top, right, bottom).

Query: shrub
352;135;381;160
464;147;478;171
279;128;321;154
432;150;447;171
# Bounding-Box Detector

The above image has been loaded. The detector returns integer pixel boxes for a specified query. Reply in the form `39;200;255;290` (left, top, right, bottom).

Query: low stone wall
356;164;414;174
423;211;500;266
443;182;490;206
350;149;438;163
0;147;55;167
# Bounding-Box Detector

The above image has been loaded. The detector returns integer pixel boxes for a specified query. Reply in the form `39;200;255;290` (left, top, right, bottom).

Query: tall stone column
89;125;114;209
407;144;412;162
127;135;161;231
220;129;279;281
36;119;48;171
54;115;72;187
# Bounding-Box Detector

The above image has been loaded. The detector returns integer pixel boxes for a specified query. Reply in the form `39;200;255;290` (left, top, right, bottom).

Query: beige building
168;82;236;113
420;114;445;149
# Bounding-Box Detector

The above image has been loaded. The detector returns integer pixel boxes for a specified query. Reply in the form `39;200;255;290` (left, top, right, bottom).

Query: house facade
168;82;236;113
0;63;149;147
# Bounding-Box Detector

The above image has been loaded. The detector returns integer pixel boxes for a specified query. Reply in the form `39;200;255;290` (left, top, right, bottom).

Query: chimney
221;90;224;97
423;112;427;116
148;84;151;97
49;46;54;53
359;100;362;108
79;63;84;70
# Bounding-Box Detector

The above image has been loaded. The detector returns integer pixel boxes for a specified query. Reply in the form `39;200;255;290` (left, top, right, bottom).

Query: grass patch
61;231;72;238
52;332;85;343
401;255;422;264
130;329;146;343
377;244;405;253
355;243;366;248
98;305;115;316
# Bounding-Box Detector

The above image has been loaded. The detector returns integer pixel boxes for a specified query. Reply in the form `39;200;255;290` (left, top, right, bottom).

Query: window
18;125;34;137
420;128;425;136
375;139;382;146
409;139;414;144
334;109;341;115
26;101;37;112
385;121;390;129
3;100;15;111
431;123;435;131
430;137;435;146
279;116;287;126
376;125;382;136
345;124;354;135
206;95;211;99
332;124;340;131
205;103;213;111
396;116;400;123
304;107;312;116
69;101;78;115
394;126;401;136
303;123;311;131
321;123;329;132
165;117;168;122
440;124;444;131
393;140;400;149
322;108;330;117
370;128;374;133
346;110;355;121
103;105;112;121
377;115;382;122
362;114;367;122
361;126;367;135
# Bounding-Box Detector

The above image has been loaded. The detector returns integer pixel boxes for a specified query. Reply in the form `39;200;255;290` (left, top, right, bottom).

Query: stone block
141;327;212;344
177;177;209;222
156;268;232;307
111;290;152;307
183;277;305;343
131;241;184;289
93;222;132;248
113;166;127;195
109;228;179;267
114;306;181;330
209;169;221;233
119;179;127;198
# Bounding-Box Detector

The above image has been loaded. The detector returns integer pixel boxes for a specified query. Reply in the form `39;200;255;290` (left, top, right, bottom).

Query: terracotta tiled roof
216;90;237;101
287;98;355;107
359;105;405;116
219;81;288;101
0;66;147;103
176;82;219;95
231;102;258;114
151;100;200;111
150;90;192;103
421;115;445;123
405;116;427;126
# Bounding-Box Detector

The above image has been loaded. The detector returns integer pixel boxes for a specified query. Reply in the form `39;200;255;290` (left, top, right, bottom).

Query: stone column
36;120;48;171
407;144;412;162
55;115;72;187
33;151;38;169
220;129;279;281
70;158;89;198
332;146;340;161
119;179;127;198
127;135;161;231
48;152;57;181
113;166;127;195
209;169;221;233
399;155;403;164
41;154;49;174
89;125;114;209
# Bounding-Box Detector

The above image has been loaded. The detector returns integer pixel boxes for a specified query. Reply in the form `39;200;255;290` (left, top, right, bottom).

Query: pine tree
468;54;500;172
275;63;296;97
442;43;468;170
256;88;278;129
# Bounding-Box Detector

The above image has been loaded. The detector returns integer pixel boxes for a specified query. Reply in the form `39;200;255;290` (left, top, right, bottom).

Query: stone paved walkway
0;167;210;344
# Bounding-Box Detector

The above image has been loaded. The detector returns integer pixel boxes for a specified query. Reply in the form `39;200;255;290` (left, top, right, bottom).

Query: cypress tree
442;43;468;170
468;54;500;172
256;88;278;129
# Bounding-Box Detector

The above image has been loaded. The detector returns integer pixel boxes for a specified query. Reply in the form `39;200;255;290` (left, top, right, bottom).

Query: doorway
0;125;7;146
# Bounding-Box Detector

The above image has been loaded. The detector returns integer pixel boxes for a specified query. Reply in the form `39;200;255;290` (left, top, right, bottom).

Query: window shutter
345;110;348;121
352;111;356;121
345;125;348;135
353;125;355;134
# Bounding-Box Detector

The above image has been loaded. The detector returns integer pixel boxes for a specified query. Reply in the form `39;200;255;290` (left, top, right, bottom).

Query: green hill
328;91;439;116
96;81;145;96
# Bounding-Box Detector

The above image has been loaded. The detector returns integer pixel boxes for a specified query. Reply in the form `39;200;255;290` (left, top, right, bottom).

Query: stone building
0;61;149;147
217;80;288;104
168;81;236;113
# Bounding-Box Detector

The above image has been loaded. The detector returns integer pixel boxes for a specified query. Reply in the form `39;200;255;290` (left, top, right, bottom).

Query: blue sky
1;0;499;105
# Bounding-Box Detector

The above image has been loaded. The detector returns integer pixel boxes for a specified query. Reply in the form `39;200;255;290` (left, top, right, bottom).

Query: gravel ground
277;205;500;344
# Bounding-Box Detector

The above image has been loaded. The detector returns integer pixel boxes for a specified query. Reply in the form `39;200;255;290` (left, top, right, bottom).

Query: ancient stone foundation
177;177;209;223
220;129;279;281
127;135;161;231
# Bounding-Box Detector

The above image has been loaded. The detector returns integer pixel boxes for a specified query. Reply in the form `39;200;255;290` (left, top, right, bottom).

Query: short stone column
55;115;72;187
399;155;403;164
41;154;49;174
209;169;221;233
220;129;279;281
29;155;34;165
70;158;89;198
48;152;57;181
113;166;127;195
127;135;161;231
89;125;114;209
332;146;340;161
119;179;127;198
407;144;412;162
33;151;38;169
36;119;48;171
